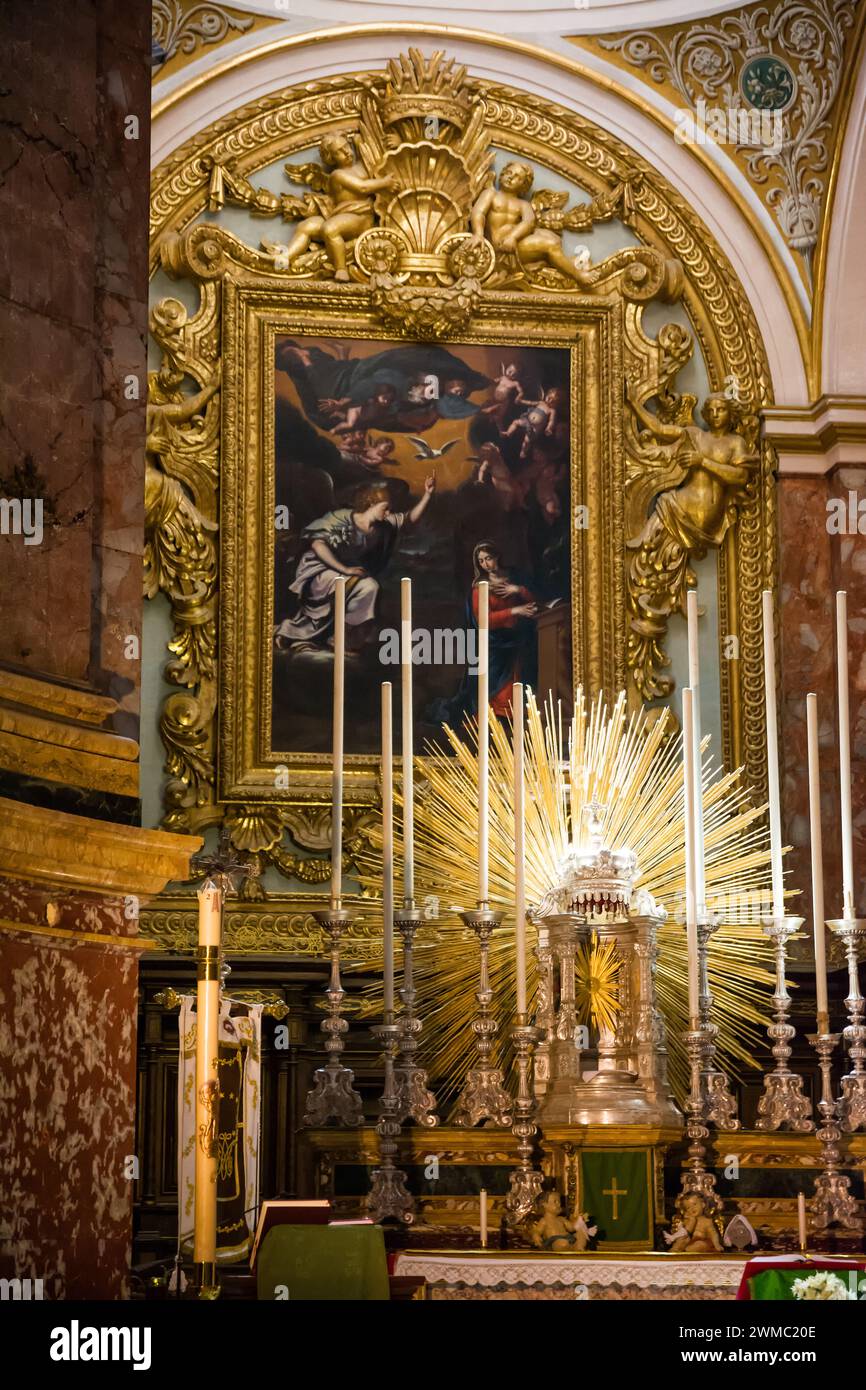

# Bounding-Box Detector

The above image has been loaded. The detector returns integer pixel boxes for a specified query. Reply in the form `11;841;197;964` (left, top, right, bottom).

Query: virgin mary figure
429;540;538;725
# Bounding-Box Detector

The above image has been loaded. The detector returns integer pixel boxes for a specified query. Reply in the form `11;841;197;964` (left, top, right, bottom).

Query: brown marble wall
0;878;141;1299
778;467;866;974
0;0;158;1302
0;0;151;738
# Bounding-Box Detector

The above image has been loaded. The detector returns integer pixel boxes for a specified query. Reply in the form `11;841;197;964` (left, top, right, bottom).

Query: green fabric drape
257;1225;390;1301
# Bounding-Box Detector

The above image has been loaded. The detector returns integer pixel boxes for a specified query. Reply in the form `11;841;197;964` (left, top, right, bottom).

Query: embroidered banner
178;997;262;1261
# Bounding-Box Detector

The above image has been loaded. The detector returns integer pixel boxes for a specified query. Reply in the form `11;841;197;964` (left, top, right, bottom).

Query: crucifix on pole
189;827;255;989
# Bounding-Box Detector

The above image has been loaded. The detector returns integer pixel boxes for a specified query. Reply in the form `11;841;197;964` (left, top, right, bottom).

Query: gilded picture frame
218;282;624;807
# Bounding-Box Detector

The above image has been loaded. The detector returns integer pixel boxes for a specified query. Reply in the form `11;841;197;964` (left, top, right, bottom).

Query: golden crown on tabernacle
538;799;638;918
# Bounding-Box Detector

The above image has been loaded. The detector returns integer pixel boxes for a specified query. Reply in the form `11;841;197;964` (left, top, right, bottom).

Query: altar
136;37;866;1305
392;1250;746;1301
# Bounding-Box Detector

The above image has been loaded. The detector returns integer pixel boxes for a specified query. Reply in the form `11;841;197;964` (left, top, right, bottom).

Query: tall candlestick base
303;908;364;1127
675;1024;720;1212
195;1262;220;1300
366;1018;415;1224
451;907;514;1128
393;906;439;1128
505;1016;543;1224
755;916;814;1132
828;918;866;1133
697;916;740;1130
806;1031;862;1233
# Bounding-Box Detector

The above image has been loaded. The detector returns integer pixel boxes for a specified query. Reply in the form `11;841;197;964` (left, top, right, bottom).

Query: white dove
408;436;461;461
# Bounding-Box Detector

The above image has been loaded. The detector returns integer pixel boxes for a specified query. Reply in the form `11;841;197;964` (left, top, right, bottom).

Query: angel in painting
274;475;436;652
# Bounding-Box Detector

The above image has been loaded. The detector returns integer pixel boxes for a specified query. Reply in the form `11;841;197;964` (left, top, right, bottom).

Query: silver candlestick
505;1015;543;1223
366;1017;415;1224
451;906;514;1127
806;1030;862;1232
828;918;866;1132
303;907;364;1127
697;913;739;1130
393;904;439;1127
677;1023;720;1210
755;915;814;1132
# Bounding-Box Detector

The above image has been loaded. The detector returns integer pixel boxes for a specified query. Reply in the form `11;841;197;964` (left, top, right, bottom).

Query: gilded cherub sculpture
530;1190;597;1251
626;391;759;700
205;133;397;280
278;133;398;280
470;162;594;285
470;162;638;287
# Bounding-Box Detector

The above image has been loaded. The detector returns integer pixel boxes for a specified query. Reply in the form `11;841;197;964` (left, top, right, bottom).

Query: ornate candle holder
806;1030;862;1233
827;918;866;1132
393;903;439;1127
366;1017;415;1224
697;913;739;1130
303;907;364;1127
755;915;814;1132
676;1023;719;1210
451;906;514;1127
505;1015;543;1224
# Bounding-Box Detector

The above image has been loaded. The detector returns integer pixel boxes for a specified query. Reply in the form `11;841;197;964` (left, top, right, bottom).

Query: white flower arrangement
791;1271;853;1301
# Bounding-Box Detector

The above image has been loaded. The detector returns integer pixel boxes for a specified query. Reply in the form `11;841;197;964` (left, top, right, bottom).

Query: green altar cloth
579;1149;653;1247
256;1224;390;1301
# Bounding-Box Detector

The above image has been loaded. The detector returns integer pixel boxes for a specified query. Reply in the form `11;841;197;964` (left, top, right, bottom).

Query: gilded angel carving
625;390;759;700
144;368;219;602
469;163;678;300
470;162;627;286
279;134;398;279
144;366;220;694
204;134;397;279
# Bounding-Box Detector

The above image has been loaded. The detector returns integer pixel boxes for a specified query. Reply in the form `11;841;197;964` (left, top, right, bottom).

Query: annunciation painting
271;335;572;756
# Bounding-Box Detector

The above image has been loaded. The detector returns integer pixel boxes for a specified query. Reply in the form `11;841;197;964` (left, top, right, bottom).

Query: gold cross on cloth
603;1176;627;1221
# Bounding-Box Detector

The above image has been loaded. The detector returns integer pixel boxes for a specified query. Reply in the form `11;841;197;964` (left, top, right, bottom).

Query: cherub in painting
481;361;527;430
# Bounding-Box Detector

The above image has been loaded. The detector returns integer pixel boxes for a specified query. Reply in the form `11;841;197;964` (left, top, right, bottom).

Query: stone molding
763;395;866;474
0;796;201;899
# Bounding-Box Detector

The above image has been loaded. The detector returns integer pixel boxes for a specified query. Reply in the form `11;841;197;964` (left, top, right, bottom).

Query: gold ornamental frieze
144;46;776;927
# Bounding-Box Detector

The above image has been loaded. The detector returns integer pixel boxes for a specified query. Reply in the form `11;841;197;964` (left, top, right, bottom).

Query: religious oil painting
271;335;572;757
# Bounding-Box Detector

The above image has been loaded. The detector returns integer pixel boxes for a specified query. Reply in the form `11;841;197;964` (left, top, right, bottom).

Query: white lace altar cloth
393;1251;746;1301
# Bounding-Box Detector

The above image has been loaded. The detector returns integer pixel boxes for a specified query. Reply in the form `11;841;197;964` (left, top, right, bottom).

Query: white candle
686;590;706;916
330;578;346;909
480;1188;488;1248
382;682;395;1016
806;694;829;1029
194;881;221;1275
513;683;527;1016
400;577;414;906
797;1191;807;1252
836;591;855;919
477;581;490;905
682;688;701;1026
762;590;785;919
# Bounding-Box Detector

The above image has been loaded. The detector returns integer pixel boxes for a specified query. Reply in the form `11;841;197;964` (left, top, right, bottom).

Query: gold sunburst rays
575;932;621;1035
353;686;779;1104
